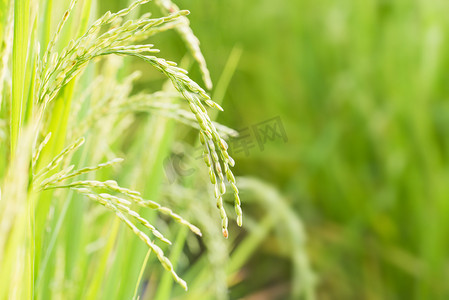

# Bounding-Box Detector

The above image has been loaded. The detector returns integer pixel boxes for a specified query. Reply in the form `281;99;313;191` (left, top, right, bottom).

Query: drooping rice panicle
134;54;241;233
72;187;188;290
44;179;202;236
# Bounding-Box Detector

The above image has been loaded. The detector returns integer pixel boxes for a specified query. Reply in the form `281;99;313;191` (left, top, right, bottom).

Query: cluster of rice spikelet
29;0;243;290
140;55;243;237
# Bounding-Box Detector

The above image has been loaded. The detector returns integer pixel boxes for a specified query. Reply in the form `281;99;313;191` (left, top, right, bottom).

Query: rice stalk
10;0;32;155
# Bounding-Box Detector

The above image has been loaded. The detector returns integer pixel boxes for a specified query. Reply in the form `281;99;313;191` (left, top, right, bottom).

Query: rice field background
1;0;449;299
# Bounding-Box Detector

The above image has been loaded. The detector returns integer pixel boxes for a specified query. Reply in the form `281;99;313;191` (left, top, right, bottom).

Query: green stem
11;0;31;156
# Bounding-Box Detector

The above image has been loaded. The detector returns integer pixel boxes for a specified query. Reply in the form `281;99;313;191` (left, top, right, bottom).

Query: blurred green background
162;0;449;299
96;0;449;298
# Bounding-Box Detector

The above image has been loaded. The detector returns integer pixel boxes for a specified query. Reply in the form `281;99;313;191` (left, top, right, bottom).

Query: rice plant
0;0;315;299
0;0;243;297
